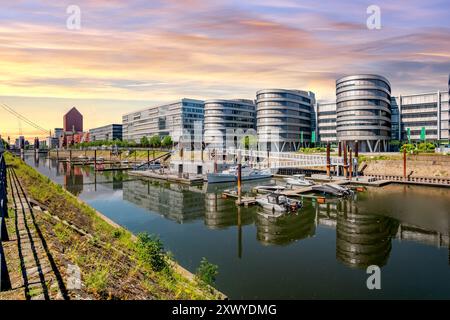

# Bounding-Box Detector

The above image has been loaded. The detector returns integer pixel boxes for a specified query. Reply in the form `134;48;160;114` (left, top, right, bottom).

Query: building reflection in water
204;192;254;229
255;202;316;246
63;162;84;196
123;179;205;223
335;199;399;268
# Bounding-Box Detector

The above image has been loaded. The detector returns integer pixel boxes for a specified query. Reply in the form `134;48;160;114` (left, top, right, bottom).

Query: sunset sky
0;0;449;140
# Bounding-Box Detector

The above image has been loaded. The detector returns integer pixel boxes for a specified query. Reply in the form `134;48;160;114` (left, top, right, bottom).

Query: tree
149;135;161;148
161;136;173;148
140;136;149;147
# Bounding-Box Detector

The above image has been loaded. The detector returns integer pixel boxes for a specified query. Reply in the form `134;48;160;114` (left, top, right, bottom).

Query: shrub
135;233;168;272
196;258;219;286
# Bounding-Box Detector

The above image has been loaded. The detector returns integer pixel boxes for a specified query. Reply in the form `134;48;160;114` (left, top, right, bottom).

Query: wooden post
153;149;155;161
69;149;72;162
349;148;353;180
403;148;406;181
134;150;137;163
56;149;59;161
343;141;348;178
147;150;150;164
94;149;97;168
237;150;242;204
326;142;331;178
355;141;359;158
338;141;342;157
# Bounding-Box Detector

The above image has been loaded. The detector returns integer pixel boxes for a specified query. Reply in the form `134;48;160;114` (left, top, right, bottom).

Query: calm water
26;154;450;299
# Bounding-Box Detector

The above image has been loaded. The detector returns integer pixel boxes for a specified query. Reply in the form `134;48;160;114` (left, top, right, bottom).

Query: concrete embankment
361;154;450;179
0;153;224;300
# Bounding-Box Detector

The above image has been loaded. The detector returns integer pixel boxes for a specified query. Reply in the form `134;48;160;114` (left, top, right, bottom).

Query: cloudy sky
0;0;449;139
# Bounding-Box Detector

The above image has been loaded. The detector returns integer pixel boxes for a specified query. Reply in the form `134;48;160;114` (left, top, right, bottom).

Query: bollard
237;151;242;204
343;141;348;178
349;148;353;181
326;142;331;178
403;148;407;181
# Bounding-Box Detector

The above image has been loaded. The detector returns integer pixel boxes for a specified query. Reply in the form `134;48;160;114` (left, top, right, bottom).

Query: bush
136;233;168;272
149;135;161;148
196;258;219;286
400;142;436;154
161;136;173;148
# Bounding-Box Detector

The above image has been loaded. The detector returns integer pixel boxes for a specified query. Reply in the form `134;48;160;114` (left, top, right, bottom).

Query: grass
4;152;221;300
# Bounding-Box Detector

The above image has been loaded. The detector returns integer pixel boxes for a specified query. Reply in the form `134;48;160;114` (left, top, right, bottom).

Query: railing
365;174;450;186
1;144;12;291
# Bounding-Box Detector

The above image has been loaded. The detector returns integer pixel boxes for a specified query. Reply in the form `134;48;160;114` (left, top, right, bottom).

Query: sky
0;0;449;140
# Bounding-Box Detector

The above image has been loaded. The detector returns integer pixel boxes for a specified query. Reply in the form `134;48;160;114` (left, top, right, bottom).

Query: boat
284;174;314;186
256;193;302;215
311;183;353;197
254;185;286;193
207;165;272;184
324;183;354;196
311;184;344;197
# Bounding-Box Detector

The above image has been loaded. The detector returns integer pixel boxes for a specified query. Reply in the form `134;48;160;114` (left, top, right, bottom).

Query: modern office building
89;124;123;142
315;102;337;144
336;74;392;152
391;90;449;143
204;99;256;147
256;89;315;152
63;107;83;133
122;98;204;143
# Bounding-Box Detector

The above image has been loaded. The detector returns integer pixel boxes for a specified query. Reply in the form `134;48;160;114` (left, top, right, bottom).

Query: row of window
337;99;390;108
257;109;311;118
257;93;311;103
337;79;390;91
257;101;312;111
338;130;390;136
337;110;390;117
337;89;390;99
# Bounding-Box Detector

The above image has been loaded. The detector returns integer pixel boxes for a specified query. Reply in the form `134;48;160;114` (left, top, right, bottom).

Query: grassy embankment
4;153;222;300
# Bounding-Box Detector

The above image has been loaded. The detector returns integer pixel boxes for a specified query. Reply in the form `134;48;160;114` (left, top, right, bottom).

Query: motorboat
284;174;314;187
324;183;354;196
207;165;272;184
254;185;286;193
311;183;353;197
256;193;302;215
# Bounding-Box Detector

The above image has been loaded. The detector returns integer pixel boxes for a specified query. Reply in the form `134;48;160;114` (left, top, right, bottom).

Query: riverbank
48;149;169;163
0;153;224;300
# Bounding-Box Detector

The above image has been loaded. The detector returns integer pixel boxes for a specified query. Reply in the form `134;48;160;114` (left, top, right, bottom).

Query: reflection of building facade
256;203;316;246
204;193;254;229
123;179;205;223
63;163;84;196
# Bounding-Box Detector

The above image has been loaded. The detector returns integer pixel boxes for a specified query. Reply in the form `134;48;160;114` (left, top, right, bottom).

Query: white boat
207;165;272;184
256;193;302;215
284;174;314;186
324;183;354;196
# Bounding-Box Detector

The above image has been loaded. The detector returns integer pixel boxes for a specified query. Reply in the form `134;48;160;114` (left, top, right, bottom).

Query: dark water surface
26;154;450;299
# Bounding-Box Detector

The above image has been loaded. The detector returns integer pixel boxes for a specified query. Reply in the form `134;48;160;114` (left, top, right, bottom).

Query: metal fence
1;142;12;291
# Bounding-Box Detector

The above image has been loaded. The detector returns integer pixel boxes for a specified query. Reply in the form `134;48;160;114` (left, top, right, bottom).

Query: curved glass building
204;99;256;147
256;89;315;152
336;75;391;152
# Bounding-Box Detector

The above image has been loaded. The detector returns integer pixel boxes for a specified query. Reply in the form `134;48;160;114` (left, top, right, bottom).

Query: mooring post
56;149;59;161
349;148;353;180
237;150;242;205
343;141;348;178
403;147;407;181
355;141;359;158
147;150;150;165
69;149;72;162
94;149;97;168
326;142;331;178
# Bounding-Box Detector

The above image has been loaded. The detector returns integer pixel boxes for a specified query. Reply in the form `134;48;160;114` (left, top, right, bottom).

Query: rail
1;143;12;291
365;174;450;186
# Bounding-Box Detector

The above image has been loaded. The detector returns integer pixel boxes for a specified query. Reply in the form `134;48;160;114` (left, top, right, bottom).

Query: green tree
135;233;168;272
140;136;150;147
161;136;173;148
149;135;161;148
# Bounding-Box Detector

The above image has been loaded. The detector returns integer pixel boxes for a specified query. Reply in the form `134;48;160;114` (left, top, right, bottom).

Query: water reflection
123;179;205;223
335;200;398;268
256;202;316;246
